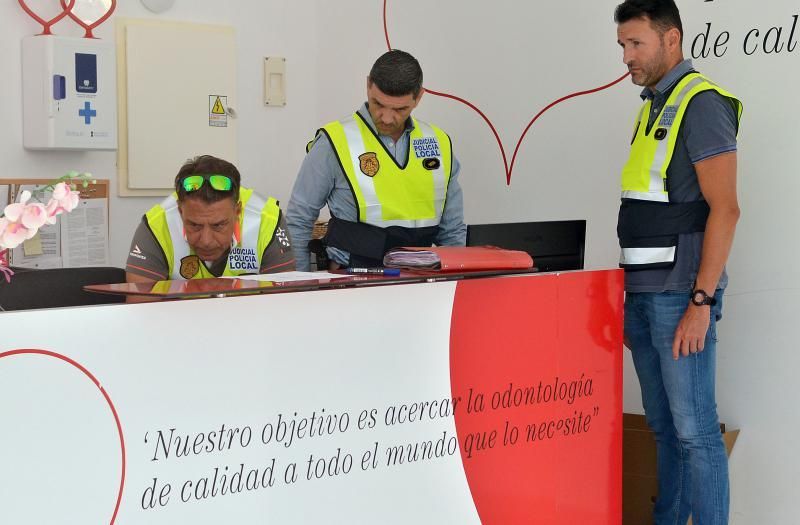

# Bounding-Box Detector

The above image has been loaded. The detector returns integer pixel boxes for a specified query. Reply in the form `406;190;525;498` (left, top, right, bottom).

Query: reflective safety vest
320;113;452;228
144;187;281;279
314;113;453;265
618;72;742;270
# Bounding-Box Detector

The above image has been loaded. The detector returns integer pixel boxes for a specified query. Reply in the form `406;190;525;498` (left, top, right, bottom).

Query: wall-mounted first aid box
22;35;117;150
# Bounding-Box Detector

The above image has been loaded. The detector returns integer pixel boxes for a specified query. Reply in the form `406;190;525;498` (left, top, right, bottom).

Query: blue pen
347;267;401;276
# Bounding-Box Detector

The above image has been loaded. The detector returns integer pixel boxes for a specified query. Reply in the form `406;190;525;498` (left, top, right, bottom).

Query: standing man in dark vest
615;1;742;524
286;50;466;270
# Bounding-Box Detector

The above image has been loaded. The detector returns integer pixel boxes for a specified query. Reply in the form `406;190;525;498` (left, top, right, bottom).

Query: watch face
692;290;709;305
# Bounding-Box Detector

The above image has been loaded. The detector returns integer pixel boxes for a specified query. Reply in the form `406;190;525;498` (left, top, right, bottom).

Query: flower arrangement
0;172;94;283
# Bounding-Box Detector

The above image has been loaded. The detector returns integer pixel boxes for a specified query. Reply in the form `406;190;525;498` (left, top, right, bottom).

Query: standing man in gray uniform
615;1;742;524
286;49;466;271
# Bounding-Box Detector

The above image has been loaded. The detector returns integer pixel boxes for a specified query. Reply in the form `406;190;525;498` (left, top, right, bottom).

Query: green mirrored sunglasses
180;174;233;192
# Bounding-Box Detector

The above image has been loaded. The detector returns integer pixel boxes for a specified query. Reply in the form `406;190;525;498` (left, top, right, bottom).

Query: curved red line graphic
0;349;126;525
382;0;630;185
383;0;392;51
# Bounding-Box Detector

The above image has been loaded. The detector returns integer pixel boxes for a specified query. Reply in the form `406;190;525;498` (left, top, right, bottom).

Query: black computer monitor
466;220;586;272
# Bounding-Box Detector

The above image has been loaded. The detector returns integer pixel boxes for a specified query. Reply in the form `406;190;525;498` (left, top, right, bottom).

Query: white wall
1;0;320;267
3;1;797;523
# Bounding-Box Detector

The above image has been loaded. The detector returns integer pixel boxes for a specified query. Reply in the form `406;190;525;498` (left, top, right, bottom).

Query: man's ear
667;27;682;52
414;87;425;107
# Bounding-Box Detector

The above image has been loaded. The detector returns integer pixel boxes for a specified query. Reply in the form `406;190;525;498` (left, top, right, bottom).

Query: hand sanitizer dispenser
21;35;117;150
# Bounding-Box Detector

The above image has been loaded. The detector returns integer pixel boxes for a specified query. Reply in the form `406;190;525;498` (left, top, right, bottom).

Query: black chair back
466;220;587;272
0;266;126;311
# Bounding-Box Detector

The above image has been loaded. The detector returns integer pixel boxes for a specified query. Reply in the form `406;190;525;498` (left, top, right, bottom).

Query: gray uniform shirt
624;59;739;293
286;103;467;271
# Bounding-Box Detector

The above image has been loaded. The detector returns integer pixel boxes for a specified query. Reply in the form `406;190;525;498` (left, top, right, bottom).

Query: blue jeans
625;290;729;525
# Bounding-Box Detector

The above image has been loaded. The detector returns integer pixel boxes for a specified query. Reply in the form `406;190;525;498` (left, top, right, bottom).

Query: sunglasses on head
180;174;233;193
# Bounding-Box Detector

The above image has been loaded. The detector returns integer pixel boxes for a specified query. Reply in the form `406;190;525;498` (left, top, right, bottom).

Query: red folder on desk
383;246;534;271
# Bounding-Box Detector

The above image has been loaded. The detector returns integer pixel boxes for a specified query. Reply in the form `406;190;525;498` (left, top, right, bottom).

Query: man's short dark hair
614;0;683;44
174;155;241;204
368;49;424;98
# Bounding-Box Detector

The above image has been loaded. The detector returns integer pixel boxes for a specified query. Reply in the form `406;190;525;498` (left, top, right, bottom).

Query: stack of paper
382;249;440;270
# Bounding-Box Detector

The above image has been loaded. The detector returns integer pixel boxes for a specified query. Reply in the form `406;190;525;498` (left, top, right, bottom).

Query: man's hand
672;304;711;359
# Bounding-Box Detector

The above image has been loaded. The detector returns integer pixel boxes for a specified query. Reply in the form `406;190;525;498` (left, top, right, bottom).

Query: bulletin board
0;179;110;269
115;18;237;197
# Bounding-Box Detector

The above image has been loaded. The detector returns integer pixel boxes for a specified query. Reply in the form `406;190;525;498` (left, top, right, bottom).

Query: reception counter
0;269;623;524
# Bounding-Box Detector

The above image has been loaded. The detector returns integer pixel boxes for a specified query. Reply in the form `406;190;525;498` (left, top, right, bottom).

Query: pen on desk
346;267;401;276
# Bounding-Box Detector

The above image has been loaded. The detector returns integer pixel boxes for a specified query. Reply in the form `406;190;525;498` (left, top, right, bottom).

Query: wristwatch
691;289;716;306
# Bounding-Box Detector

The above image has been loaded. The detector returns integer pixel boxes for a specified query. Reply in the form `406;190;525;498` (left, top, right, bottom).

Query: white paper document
61;198;110;267
11;224;63;269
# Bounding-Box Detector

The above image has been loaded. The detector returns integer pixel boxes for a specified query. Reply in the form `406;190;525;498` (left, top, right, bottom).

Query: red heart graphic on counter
17;0;75;35
449;271;623;524
0;349;126;525
59;0;116;38
383;0;630;185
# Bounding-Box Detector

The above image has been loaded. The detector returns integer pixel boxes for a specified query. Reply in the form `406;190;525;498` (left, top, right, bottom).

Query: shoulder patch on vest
359;152;380;177
275;227;291;247
180;255;201;279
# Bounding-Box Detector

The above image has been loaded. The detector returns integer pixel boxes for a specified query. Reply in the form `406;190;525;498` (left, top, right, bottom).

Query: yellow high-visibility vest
145;187;281;279
319;114;452;228
618;73;742;269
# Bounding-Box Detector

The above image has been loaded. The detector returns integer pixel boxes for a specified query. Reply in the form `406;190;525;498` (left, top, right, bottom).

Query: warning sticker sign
209;95;228;127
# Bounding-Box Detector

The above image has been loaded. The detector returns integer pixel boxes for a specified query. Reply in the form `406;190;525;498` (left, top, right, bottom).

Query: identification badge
180;255;201;279
359;152;380;177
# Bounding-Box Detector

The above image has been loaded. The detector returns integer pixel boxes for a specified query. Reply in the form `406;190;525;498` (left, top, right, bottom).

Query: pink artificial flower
2;190;32;222
3;190;49;229
2;199;30;249
21;202;49;230
0;219;34;249
2;192;42;249
46;182;80;217
1;191;49;250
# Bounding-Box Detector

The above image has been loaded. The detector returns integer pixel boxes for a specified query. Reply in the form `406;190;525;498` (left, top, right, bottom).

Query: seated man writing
126;155;294;285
